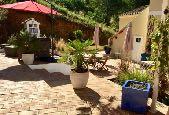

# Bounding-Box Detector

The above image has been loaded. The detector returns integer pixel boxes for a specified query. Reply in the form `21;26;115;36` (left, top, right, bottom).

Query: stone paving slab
0;53;168;115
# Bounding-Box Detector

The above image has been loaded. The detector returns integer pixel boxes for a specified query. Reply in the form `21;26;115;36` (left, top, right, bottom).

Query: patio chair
85;55;97;69
95;56;109;71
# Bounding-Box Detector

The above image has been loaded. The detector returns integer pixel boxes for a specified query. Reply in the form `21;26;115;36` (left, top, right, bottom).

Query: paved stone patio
0;53;168;115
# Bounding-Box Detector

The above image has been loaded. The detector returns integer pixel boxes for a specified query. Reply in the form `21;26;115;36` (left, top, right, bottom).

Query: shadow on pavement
0;65;71;87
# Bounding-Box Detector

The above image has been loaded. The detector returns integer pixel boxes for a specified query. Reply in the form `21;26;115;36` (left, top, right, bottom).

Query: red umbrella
0;0;59;15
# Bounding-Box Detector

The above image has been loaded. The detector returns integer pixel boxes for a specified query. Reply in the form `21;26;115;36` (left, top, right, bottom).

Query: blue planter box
121;80;151;114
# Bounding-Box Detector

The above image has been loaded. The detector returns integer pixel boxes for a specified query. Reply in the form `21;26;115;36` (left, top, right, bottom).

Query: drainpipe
150;71;159;113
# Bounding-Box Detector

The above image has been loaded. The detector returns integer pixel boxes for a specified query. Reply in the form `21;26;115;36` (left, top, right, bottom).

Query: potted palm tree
9;29;40;64
59;35;94;89
60;39;93;89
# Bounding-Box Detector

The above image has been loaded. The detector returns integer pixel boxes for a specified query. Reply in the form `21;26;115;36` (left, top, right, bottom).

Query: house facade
112;0;169;61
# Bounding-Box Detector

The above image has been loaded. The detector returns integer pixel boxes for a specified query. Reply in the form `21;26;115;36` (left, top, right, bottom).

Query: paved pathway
0;53;168;115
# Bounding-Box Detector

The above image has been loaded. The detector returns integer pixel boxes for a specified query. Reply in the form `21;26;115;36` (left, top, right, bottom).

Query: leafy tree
54;0;149;26
0;0;16;4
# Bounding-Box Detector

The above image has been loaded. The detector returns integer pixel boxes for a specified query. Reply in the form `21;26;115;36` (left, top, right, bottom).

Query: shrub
117;69;153;85
55;38;66;52
73;30;83;40
118;59;130;72
0;9;8;21
8;30;41;54
59;39;94;73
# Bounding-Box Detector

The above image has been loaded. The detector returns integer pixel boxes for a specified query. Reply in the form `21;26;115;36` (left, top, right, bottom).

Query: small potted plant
4;34;18;57
60;39;94;89
9;29;40;64
104;45;111;54
121;80;151;114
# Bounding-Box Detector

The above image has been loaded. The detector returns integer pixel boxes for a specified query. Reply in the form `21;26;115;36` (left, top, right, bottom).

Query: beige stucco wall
149;0;163;11
112;15;136;54
131;7;149;61
149;0;169;18
161;0;169;19
119;15;137;30
112;7;149;61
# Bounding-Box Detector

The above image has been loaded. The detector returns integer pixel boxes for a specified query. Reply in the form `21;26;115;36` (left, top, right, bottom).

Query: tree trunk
151;71;159;113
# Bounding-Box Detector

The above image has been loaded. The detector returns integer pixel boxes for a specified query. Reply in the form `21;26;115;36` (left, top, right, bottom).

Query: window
25;18;40;37
136;38;141;42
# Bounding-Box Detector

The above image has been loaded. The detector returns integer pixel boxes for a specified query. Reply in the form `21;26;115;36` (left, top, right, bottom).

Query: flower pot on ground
59;39;94;89
70;71;89;88
8;30;40;65
104;45;111;54
4;45;17;57
22;54;34;65
121;80;151;114
59;30;94;89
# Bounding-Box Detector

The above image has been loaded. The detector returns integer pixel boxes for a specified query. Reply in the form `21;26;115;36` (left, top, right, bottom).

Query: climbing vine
150;15;169;99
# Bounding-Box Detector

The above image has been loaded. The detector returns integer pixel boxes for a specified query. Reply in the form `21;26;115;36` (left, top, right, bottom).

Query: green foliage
37;0;114;36
37;0;149;36
0;0;16;21
150;16;169;97
60;39;94;72
55;0;149;26
118;69;153;85
0;9;8;21
0;0;16;4
73;30;83;39
59;30;94;72
85;0;149;26
118;59;130;72
8;30;41;54
7;34;17;45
